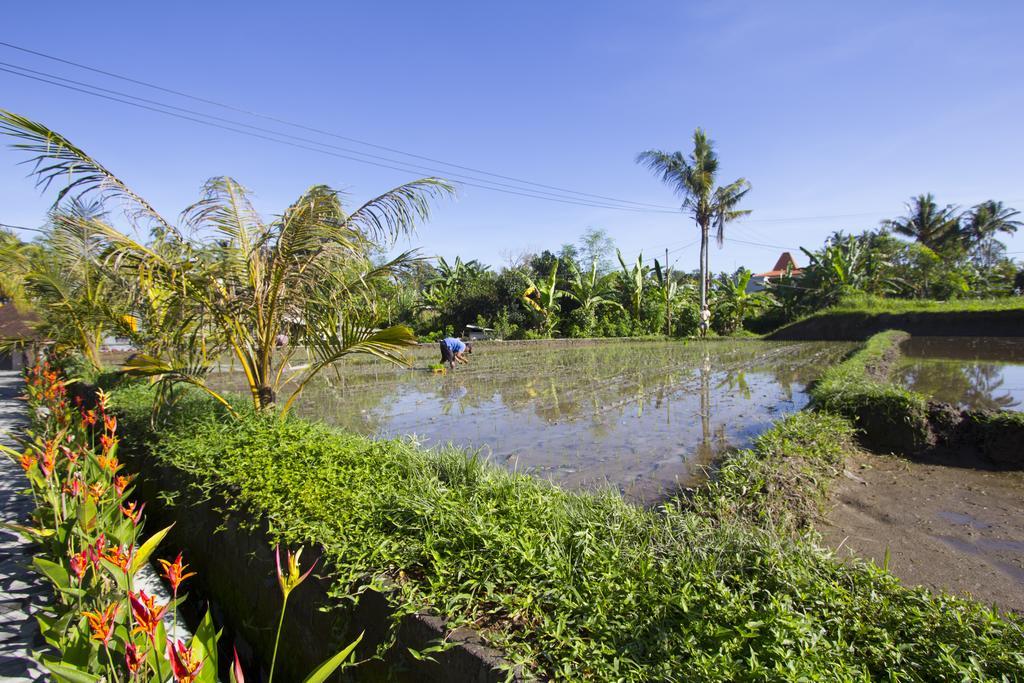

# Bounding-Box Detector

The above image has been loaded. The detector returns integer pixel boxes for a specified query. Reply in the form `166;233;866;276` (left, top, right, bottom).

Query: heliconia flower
40;450;55;479
166;639;204;683
19;453;37;472
73;395;83;407
82;409;98;427
103;413;117;434
69;550;89;581
60;444;81;463
120;501;145;526
99;433;116;454
97;455;120;473
87;482;107;502
113;474;133;497
62;478;83;497
275;544;317;598
104;543;133;572
158;553;196;596
125;642;144;673
89;534;107;569
231;646;246;683
83;603;119;646
129;590;168;639
96;388;111;413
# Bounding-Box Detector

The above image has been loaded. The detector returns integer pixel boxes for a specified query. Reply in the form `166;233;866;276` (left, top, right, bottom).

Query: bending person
439;337;473;369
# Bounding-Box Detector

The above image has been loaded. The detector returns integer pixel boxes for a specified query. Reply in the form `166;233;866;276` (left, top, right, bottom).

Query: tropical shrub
2;360;359;682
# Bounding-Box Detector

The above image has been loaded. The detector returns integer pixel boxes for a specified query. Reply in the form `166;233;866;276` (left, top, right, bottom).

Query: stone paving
0;370;46;681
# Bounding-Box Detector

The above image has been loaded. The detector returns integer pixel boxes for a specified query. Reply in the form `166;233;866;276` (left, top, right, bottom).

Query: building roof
0;304;41;340
754;251;802;278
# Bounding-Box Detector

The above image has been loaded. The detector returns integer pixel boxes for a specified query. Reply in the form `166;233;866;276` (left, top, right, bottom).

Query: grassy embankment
768;295;1024;341
110;354;1024;681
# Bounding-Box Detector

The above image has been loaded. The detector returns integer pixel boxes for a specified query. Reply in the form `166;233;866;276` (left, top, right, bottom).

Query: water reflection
211;340;852;503
897;337;1024;412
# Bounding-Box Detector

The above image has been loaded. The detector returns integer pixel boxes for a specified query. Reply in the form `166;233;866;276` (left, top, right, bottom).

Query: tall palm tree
882;194;962;253
963;200;1022;268
637;129;751;312
0;110;454;414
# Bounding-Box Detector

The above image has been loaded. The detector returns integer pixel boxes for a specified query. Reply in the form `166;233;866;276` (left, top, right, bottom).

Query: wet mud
819;450;1024;614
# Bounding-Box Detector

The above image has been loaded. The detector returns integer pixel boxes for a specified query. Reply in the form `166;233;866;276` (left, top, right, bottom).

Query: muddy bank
819;450;1024;614
769;309;1024;341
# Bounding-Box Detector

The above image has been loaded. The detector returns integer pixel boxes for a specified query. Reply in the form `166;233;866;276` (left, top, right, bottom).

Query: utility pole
665;247;672;337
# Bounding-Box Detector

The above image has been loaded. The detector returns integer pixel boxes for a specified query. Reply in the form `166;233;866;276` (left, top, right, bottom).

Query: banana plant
522;262;564;337
615;250;650;321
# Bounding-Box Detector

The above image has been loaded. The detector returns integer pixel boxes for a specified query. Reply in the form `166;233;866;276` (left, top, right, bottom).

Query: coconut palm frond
343;178;456;244
0;110;176;238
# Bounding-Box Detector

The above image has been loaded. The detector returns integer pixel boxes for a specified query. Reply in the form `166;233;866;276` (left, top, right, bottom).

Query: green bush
110;383;1024;681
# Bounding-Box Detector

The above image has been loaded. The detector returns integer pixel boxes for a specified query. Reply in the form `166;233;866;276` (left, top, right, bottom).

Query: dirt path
818;450;1024;615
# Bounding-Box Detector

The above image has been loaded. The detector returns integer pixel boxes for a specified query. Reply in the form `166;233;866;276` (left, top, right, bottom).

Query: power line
3;42;1023;242
0;63;687;215
0;40;680;212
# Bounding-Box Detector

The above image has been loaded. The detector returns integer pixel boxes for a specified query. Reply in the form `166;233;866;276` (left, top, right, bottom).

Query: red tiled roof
754;251;802;278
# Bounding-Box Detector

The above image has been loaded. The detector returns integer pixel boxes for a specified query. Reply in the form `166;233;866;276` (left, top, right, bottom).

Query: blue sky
2;1;1023;274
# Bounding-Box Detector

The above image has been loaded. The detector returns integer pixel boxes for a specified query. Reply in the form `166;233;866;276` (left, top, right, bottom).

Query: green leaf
189;608;219;683
130;523;174;575
76;497;98;533
33;556;71;591
99;558;130;592
301;632;363;683
40;658;103;683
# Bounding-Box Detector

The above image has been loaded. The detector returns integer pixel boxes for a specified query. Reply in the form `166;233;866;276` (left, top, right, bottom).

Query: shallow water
214;340;852;503
896;337;1024;412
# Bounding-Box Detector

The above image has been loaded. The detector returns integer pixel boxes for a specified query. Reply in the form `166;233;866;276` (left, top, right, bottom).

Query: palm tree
0;110;454;414
963;200;1022;268
0;201;128;369
882;194;962;253
636;129;751;312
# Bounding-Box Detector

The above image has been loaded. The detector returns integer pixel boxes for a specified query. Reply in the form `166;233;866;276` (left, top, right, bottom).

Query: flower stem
269;593;289;683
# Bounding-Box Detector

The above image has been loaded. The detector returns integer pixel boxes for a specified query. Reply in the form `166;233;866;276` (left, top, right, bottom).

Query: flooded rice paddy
216;340;852;503
895;337;1024;411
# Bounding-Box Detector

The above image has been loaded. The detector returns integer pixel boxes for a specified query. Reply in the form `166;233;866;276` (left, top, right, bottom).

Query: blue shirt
444;337;466;354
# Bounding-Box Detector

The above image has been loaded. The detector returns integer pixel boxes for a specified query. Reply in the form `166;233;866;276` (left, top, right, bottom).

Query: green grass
111;383;1024;681
809;330;931;451
817;294;1024;315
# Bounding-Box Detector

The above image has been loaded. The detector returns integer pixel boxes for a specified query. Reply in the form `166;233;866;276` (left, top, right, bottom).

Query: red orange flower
99;433;116;454
82;603;119;646
113;474;133;496
103;544;133;572
69;550;88;581
129;590;167;639
166;639;204;683
97;454;120;473
19;453;37;472
62;478;83;497
81;409;98;427
103;413;117;434
125;642;144;673
158;553;196;596
87;482;107;502
120;501;145;526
